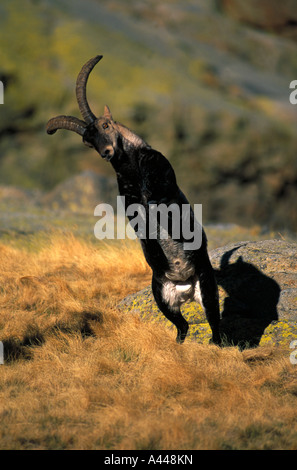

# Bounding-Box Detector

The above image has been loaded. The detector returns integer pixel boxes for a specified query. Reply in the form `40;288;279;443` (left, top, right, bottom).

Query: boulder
119;240;297;349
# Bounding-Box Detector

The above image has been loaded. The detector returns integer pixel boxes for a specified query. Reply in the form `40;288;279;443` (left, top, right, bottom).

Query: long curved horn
46;115;87;136
76;55;103;124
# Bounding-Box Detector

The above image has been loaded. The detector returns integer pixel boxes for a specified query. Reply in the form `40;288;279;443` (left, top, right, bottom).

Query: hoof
176;323;189;344
209;332;222;346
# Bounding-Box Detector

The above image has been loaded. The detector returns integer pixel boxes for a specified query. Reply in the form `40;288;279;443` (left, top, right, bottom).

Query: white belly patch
162;281;194;308
162;278;204;310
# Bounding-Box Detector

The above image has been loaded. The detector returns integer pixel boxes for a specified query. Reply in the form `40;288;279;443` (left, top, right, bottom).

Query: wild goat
46;55;221;345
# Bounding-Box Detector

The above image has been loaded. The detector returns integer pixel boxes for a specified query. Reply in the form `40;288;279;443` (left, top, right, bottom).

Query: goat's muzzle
100;145;115;161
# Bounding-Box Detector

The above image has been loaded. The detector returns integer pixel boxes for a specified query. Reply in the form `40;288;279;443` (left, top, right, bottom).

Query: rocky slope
0;0;297;231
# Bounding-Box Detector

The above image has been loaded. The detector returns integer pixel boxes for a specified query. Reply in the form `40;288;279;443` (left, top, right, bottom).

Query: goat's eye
102;122;109;129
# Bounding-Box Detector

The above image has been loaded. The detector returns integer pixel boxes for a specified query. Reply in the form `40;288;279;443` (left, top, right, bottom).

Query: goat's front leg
152;275;189;343
194;256;221;346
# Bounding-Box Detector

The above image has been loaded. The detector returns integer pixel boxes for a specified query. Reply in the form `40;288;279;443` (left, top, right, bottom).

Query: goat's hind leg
152;275;189;344
195;259;221;345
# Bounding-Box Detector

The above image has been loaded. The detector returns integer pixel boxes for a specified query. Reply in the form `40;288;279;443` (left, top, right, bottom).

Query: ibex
46;55;221;345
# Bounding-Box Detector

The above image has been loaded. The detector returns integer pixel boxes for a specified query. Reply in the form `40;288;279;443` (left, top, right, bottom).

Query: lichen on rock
119;239;297;349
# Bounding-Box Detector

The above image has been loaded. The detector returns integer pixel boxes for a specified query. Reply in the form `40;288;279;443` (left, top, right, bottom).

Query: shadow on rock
214;245;280;349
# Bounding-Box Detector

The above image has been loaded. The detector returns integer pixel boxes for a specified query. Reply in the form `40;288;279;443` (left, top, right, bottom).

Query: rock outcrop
119;240;297;349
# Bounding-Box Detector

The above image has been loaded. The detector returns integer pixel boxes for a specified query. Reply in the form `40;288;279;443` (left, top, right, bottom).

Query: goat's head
82;103;120;161
46;55;145;161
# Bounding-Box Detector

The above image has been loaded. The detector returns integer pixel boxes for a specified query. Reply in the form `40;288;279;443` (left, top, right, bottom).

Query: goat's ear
104;105;113;120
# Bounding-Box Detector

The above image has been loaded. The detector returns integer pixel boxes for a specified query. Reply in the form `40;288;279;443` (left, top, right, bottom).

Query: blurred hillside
0;0;297;231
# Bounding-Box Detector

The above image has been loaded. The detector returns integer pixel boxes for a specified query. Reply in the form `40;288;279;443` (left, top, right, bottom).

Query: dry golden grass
0;233;297;450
